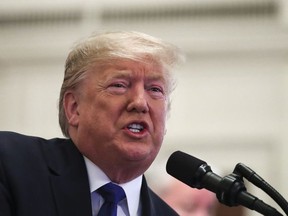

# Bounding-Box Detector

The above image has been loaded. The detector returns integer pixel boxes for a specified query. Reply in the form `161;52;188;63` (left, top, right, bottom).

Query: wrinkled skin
64;60;169;183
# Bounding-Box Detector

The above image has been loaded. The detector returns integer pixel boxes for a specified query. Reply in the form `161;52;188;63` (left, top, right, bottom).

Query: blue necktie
97;182;126;216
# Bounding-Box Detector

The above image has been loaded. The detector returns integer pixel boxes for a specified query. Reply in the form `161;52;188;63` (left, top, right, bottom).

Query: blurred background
0;0;288;215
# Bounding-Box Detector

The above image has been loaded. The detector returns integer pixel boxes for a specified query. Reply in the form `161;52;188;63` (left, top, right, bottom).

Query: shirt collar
84;156;142;216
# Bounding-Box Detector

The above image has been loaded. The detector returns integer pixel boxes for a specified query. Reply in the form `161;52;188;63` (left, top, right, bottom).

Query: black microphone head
166;151;210;188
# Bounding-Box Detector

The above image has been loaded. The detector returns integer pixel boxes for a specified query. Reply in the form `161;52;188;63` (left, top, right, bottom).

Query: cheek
152;110;167;145
86;101;123;134
155;104;168;127
85;97;114;118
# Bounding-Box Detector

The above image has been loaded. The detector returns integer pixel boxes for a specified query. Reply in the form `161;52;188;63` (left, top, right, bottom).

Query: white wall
0;62;64;137
0;1;287;215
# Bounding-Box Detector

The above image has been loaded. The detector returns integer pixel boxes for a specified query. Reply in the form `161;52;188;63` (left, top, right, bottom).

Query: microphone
166;151;283;216
166;150;220;191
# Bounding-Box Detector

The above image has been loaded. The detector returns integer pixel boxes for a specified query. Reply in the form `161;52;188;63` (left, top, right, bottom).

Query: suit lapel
44;138;92;216
140;176;179;216
140;176;156;215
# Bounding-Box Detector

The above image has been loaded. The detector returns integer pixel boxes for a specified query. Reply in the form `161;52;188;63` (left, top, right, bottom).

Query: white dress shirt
84;156;142;216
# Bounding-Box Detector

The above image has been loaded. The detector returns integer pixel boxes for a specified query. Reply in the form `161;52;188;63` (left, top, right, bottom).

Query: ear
63;91;80;127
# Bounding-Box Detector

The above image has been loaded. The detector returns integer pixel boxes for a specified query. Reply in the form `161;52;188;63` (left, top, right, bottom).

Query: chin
121;146;155;162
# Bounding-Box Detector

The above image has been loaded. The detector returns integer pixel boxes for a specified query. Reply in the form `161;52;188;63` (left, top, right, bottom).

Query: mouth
125;122;148;135
127;123;144;133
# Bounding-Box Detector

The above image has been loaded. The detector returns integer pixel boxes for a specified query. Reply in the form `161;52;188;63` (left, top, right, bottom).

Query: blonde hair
59;31;184;137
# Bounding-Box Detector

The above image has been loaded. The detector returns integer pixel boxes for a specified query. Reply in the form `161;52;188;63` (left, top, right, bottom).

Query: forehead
90;60;169;82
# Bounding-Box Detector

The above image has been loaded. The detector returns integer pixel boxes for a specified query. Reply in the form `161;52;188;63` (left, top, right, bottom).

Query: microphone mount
193;164;283;215
215;172;282;216
166;151;286;216
233;163;288;215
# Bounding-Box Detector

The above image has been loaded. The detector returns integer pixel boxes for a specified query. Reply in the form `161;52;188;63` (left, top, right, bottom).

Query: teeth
129;128;141;133
129;124;143;129
128;123;144;133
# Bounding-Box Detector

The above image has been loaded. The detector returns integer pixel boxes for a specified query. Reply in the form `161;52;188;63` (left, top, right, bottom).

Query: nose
126;87;149;113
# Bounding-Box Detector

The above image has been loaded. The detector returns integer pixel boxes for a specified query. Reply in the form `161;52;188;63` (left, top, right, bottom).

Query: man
0;31;183;215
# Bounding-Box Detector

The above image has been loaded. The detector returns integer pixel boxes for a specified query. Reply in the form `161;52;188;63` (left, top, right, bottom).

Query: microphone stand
233;163;288;215
165;151;287;215
215;172;283;216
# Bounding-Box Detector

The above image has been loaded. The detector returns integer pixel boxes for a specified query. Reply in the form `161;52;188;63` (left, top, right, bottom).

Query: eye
147;85;165;98
107;82;128;94
150;86;163;93
111;83;126;88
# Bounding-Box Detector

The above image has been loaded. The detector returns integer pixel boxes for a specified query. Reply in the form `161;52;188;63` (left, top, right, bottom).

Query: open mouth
127;123;145;133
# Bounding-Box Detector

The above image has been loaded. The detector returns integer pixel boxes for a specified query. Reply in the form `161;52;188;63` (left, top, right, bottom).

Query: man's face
68;60;169;180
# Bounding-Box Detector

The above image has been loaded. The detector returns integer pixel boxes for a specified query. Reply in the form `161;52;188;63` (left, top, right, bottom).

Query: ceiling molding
0;1;277;27
102;1;277;23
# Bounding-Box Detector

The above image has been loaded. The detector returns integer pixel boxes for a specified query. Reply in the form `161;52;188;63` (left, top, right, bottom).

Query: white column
279;0;288;27
280;68;288;202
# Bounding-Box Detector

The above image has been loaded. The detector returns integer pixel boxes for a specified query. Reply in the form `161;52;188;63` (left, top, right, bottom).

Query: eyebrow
107;69;166;82
112;70;132;77
145;74;166;84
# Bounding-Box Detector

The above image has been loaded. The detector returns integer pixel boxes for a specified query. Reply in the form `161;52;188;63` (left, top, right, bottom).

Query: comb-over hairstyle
58;31;184;137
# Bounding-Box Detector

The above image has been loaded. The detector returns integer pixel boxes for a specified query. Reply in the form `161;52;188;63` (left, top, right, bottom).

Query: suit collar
42;138;178;216
141;176;155;215
43;138;92;216
141;176;179;216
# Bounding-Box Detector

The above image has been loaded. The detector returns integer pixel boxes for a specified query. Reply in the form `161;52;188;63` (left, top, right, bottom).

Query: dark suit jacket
0;131;178;216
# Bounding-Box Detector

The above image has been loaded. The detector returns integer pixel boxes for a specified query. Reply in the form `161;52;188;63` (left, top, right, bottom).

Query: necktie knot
98;182;126;203
97;182;126;216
